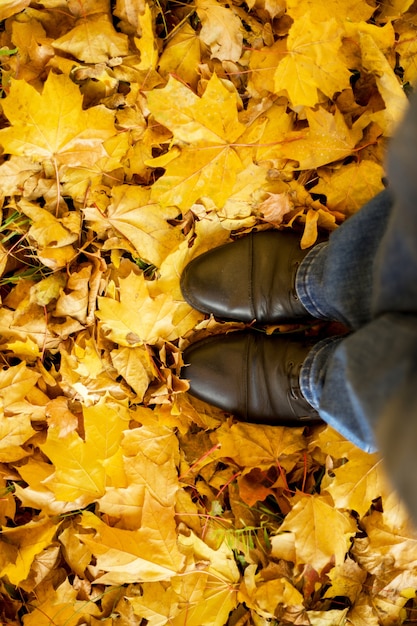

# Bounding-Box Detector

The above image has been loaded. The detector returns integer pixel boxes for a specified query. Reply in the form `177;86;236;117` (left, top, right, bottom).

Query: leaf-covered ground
0;0;417;624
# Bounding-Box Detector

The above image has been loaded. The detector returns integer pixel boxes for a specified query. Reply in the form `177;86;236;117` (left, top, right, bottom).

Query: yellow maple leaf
0;72;115;169
52;13;129;63
247;40;287;98
216;421;307;469
360;31;408;135
148;73;244;146
323;557;367;603
79;497;185;583
22;578;100;626
105;184;183;266
111;345;155;402
0;0;30;20
158;23;202;90
313;160;385;215
378;0;414;18
14;458;86;515
98;421;180;528
241;568;303;619
286;0;375;22
278;494;357;571
277;107;363;170
134;3;158;70
360;491;417;571
274;14;351;107
397;22;417;84
147;73;251;209
325;450;389;517
97;270;200;345
40;397;130;504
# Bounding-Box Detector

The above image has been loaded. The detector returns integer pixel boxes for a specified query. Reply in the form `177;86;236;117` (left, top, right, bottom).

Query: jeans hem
296;242;331;320
300;336;344;410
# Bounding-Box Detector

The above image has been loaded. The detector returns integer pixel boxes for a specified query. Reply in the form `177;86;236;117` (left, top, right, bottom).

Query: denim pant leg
296;189;393;329
289;90;417;464
299;314;417;453
294;190;394;452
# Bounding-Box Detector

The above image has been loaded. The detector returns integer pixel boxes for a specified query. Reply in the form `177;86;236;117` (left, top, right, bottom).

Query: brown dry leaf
216;421;307;469
258;192;293;227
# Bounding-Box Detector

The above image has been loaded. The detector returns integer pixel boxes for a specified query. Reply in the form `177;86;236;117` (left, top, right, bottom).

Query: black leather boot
182;331;322;426
180;230;317;324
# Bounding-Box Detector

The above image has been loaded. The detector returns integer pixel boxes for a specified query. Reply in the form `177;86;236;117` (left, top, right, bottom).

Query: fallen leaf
196;0;243;62
0;517;58;586
52;13;129;63
79;498;185;583
0;72;116;169
278;494;357;571
274;15;351;107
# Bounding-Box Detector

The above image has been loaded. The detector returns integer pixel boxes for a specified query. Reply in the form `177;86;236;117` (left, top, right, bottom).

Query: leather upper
180;231;313;324
182;331;322;425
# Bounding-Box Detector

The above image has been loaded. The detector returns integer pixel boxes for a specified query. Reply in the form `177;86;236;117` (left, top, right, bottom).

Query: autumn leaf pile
1;0;417;624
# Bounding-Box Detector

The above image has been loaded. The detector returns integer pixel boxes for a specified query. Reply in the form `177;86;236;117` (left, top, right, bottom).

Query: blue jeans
294;90;417;453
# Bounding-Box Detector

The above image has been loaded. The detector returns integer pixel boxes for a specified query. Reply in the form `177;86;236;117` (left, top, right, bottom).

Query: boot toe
182;331;322;426
180;237;254;322
180;231;314;324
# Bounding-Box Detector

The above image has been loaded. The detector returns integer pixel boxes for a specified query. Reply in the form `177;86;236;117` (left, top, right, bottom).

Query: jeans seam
300;336;343;410
296;242;329;320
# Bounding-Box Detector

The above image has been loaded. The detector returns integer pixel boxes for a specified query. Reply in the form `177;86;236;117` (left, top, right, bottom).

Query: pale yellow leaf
79;497;185;583
360;32;408;135
196;0;243;61
52;13;129;63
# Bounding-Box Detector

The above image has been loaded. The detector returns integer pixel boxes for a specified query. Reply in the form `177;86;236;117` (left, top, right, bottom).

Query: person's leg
298;91;417;455
296;189;393;329
300;313;417;453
